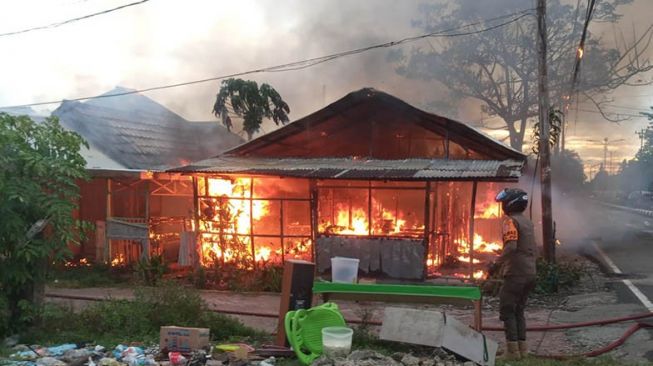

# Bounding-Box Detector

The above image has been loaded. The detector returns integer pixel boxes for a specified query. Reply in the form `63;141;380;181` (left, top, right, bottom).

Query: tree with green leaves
390;0;653;151
0;113;88;333
212;78;290;141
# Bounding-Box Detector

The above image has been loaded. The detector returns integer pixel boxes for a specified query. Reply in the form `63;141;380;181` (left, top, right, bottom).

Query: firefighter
494;188;537;360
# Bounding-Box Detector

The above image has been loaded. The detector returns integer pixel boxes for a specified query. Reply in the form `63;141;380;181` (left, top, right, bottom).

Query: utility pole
603;138;608;169
537;0;555;263
637;128;647;150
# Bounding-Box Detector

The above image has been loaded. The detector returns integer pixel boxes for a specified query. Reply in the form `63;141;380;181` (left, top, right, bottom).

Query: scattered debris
312;349;471;366
380;307;497;366
2;342;288;366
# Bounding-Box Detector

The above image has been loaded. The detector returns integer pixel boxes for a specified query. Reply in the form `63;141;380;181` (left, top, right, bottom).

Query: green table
313;281;483;330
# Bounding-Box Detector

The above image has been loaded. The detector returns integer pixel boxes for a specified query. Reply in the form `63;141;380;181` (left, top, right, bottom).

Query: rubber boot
499;341;521;361
518;341;529;358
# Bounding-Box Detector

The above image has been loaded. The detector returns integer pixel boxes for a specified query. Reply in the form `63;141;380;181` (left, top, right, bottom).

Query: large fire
476;201;502;219
197;176;503;280
318;204;421;236
199;177;311;266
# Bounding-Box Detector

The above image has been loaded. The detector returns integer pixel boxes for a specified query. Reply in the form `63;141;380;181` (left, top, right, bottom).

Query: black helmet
495;188;528;214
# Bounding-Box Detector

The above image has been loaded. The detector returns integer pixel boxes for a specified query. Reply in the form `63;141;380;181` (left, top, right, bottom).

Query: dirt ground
45;254;653;362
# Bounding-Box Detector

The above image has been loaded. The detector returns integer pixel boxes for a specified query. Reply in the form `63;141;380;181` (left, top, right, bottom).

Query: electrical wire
569;0;597;94
0;0;151;38
0;9;535;110
568;107;645;119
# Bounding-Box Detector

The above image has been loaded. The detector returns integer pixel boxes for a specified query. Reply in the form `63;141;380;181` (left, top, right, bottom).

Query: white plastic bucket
330;256;359;283
321;326;353;358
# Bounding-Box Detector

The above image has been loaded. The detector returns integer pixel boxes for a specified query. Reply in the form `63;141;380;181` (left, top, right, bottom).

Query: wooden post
280;198;285;263
309;179;319;262
537;0;555;263
423;182;432;279
469;181;478;279
191;176;201;268
104;178;112;263
143;180;150;260
473;299;483;331
249;178;256;269
368;181;372;236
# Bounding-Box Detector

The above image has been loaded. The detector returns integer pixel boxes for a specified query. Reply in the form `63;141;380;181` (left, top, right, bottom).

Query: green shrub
134;255;168;286
256;263;283;292
21;282;265;346
535;258;584;294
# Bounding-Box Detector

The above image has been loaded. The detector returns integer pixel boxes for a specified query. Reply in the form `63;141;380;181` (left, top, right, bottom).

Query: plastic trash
259;356;276;366
112;345;128;359
87;357;96;366
46;344;77;357
98;358;122;366
35;357;66;366
113;345;144;361
168;352;187;366
62;348;92;365
10;350;40;360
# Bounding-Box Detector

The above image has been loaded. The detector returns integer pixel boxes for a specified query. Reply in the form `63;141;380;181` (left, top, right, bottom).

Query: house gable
225;88;524;161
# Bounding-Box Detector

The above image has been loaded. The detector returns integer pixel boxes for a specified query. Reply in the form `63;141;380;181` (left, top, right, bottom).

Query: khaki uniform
497;212;537;342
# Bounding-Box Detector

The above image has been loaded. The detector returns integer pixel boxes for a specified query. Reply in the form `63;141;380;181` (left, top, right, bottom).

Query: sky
0;0;652;179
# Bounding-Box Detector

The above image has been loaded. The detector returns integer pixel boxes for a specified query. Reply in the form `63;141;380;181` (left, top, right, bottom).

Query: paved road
579;200;653;309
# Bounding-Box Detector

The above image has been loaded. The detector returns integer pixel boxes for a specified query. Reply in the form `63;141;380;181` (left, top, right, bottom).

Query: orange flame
475;201;502;219
318;203;422;236
111;253;125;267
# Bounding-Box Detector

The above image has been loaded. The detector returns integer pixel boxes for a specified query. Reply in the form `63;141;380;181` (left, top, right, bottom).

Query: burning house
49;87;243;265
172;88;526;280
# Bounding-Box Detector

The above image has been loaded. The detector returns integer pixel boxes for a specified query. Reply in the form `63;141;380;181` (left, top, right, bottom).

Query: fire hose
46;293;653;358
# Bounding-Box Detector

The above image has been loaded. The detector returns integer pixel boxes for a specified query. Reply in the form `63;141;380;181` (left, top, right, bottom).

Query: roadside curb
596;201;653;218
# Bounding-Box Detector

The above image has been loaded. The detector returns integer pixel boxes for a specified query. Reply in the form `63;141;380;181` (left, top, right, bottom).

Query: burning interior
194;175;507;279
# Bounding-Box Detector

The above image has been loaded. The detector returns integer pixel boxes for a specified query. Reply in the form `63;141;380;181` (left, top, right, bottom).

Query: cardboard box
160;326;210;352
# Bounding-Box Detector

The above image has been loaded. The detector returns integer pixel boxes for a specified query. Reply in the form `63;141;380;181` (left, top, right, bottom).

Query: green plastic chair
284;302;346;365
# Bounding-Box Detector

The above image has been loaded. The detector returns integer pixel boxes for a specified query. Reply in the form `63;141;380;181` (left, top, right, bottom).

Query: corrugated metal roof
51;87;244;170
170;157;524;180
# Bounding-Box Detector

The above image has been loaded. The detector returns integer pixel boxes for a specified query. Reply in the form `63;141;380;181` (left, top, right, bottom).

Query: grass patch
47;264;132;288
21;282;268;347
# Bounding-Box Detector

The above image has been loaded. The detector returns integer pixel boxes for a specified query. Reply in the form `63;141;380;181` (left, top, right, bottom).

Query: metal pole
423;182;432;279
537;0;555;263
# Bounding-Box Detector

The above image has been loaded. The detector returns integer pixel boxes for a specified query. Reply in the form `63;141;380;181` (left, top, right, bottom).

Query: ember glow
65;257;91;267
111;253;125;267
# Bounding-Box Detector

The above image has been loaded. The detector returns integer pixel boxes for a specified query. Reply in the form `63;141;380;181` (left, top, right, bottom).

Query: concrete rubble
311;349;473;366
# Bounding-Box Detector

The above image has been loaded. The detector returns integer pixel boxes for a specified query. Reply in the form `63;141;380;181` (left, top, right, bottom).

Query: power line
0;0;151;38
0;9;534;109
576;101;653;113
569;107;645;119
